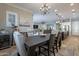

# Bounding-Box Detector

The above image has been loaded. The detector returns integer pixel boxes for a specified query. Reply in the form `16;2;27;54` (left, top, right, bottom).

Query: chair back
43;30;51;34
49;34;56;49
21;32;28;37
13;32;27;56
57;32;62;43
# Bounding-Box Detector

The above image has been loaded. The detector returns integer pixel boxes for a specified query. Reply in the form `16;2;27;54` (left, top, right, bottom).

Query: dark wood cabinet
0;34;10;50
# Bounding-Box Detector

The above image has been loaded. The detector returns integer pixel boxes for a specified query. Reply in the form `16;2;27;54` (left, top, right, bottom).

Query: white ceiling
9;3;79;22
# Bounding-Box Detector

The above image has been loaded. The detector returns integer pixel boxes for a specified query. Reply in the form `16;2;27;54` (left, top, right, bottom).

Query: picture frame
6;11;18;27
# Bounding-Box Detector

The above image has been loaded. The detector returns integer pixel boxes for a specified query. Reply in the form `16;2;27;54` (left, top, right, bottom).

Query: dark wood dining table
25;34;50;56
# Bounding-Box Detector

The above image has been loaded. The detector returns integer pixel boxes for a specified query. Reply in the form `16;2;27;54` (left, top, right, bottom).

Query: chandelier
40;3;50;15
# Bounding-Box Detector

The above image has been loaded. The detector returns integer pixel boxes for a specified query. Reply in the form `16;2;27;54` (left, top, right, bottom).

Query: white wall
71;21;79;36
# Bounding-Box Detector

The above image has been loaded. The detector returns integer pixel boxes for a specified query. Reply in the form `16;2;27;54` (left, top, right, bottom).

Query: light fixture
70;3;74;6
72;9;76;14
58;13;61;16
54;9;58;12
40;3;51;15
56;21;60;23
62;16;63;18
72;10;76;16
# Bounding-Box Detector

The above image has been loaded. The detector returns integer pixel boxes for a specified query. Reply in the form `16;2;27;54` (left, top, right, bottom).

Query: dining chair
58;32;62;49
61;32;64;40
13;32;27;56
54;32;62;50
21;32;28;37
64;31;68;39
39;34;56;56
53;32;59;52
43;30;51;34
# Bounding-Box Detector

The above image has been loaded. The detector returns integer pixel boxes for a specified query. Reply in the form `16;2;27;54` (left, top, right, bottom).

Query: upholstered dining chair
39;34;56;56
57;32;62;49
43;30;51;34
54;32;62;50
21;32;28;37
13;32;27;56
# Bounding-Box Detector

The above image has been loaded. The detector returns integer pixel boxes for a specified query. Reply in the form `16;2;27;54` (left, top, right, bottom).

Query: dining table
24;34;50;56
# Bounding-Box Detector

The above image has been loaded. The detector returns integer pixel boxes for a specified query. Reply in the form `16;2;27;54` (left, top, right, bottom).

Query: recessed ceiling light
54;9;58;12
72;9;75;12
70;3;74;6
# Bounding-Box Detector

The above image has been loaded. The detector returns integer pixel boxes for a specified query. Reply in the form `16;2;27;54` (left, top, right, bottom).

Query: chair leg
48;45;50;56
59;41;61;49
56;43;58;52
52;47;55;56
17;52;20;56
39;46;41;55
48;50;50;56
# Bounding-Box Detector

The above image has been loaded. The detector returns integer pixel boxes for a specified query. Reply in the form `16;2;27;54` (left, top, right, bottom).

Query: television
33;25;38;29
